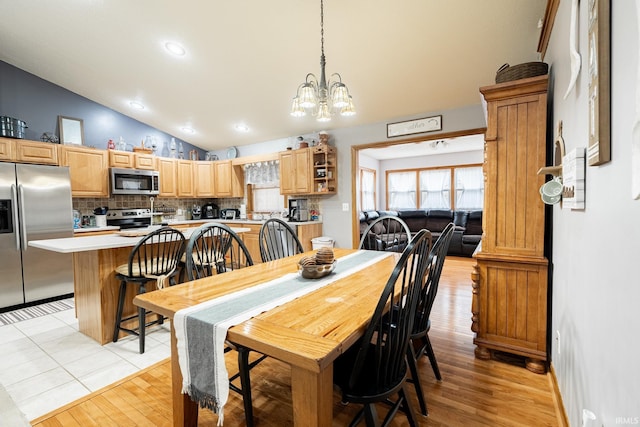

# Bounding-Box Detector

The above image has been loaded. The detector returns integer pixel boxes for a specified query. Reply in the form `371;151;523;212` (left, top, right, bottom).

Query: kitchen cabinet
296;222;323;252
157;157;177;197
311;145;337;194
279;148;312;195
194;161;215;197
15;139;59;165
59;145;108;197
214;160;244;197
471;75;549;374
134;153;156;170
109;150;156;170
176;160;195;197
108;150;134;168
279;146;337;195
0;137;15;161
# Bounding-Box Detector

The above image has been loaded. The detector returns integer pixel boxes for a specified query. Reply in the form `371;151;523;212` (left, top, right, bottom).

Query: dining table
133;247;401;427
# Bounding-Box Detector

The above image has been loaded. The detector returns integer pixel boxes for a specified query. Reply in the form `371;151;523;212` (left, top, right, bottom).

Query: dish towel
173;250;391;426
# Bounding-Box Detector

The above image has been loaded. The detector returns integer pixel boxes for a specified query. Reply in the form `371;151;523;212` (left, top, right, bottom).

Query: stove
106;208;152;229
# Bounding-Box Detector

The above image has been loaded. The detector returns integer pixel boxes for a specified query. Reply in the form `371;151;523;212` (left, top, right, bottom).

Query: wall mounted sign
387;115;442;138
587;0;611;166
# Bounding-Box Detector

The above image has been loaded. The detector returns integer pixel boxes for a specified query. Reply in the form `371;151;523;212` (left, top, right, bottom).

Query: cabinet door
279;149;311;195
134;153;156;170
214;160;232;197
59;146;108;197
109;150;134;168
158;158;177;197
176;160;195;197
0;137;15;161
16;140;59;165
195;161;215;197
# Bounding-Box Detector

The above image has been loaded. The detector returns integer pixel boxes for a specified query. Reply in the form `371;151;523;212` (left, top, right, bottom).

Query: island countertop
30;225;251;253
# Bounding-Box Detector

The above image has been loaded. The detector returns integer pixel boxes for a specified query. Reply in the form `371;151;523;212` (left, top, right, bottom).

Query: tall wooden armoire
471;75;549;374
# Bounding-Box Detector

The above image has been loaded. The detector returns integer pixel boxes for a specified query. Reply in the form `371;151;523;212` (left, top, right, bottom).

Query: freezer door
0;163;24;308
16;164;74;303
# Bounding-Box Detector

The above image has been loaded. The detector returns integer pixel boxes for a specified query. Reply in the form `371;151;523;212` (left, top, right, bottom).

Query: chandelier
290;0;356;122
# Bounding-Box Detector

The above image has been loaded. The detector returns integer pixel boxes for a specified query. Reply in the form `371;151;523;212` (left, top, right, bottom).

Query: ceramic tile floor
0;304;171;422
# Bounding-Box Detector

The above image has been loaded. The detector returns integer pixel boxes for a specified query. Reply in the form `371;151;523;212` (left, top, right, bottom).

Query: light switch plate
342;203;349;211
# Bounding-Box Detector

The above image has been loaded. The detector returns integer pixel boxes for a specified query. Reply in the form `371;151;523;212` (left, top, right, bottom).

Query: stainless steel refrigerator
0;163;74;310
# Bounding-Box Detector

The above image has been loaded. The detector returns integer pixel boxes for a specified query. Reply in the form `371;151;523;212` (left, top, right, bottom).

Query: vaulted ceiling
0;1;547;151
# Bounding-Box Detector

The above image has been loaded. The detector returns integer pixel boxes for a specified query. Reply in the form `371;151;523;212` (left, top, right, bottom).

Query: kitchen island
30;226;250;345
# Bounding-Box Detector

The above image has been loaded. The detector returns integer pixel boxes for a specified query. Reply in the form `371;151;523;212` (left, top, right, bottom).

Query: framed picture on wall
587;0;611;166
58;116;84;146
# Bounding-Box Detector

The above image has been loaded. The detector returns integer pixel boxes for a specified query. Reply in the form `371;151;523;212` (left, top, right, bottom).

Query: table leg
290;363;333;427
170;324;198;427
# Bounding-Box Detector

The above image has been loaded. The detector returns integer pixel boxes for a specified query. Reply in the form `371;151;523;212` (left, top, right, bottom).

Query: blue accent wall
0;60;205;158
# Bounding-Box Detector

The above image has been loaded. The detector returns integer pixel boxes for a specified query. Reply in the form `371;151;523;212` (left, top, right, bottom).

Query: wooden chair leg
113;280;127;343
138;305;146;354
399;384;419;427
424;334;442;381
237;346;254;427
407;343;428;416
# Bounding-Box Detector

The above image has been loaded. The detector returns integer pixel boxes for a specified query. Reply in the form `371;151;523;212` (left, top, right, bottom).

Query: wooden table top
134;248;399;373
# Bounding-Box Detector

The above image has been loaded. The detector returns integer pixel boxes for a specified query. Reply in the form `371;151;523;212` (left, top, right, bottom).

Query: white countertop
31;225;251;254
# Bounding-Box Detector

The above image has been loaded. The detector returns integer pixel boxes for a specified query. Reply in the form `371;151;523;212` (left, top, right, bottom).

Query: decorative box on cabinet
471;75;549;374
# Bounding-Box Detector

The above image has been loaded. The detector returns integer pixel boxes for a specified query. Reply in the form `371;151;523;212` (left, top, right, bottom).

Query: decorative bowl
298;260;337;279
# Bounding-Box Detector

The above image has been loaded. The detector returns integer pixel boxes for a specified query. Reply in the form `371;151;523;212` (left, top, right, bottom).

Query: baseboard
549;362;569;427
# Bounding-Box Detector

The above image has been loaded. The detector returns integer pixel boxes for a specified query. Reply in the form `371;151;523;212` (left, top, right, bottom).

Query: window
387;171;417;210
360;168;376;211
386;164;483;210
420;169;451;209
455;166;484;209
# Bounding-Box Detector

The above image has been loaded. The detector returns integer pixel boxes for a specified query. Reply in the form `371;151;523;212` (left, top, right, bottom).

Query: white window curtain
388;171;416;209
455;166;484;209
244;161;284;212
360;169;376;211
420;169;451;209
244;160;280;186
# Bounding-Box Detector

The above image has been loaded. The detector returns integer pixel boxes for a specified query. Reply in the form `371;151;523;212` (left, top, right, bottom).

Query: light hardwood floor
32;257;563;426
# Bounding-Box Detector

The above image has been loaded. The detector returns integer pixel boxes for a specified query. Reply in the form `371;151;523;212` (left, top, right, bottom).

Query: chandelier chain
320;0;325;58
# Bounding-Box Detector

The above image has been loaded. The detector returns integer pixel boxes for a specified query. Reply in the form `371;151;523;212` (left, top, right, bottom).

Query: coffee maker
201;203;219;219
288;198;309;222
191;205;201;220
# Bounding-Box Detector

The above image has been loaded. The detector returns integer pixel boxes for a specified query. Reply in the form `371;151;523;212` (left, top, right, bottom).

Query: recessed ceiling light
164;42;186;56
181;127;195;134
234;123;250;133
129;101;145;110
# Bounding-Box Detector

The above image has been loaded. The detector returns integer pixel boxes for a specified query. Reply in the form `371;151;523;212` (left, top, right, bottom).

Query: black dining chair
359;215;412;252
333;229;432;427
258;218;304;262
184;222;262;427
407;221;456;416
113;226;186;354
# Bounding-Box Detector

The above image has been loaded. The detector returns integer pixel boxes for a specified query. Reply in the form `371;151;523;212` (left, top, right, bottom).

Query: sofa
359;208;482;257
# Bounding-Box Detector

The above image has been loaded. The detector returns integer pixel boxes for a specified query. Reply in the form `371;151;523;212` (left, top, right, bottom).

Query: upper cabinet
176;160;195;197
279;145;336;195
108;150;134;168
0;138;59;165
59;145;109;197
157;157;177;197
194;161;215;197
109;150;156;170
0;137;15;161
214;160;244;198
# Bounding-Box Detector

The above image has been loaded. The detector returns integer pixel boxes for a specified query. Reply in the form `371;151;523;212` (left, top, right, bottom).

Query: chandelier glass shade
290;0;355;122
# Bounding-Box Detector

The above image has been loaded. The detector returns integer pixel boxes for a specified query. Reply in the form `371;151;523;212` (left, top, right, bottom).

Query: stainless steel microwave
110;167;159;196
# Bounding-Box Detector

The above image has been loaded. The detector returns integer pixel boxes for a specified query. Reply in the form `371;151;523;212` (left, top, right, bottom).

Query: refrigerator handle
18;184;28;251
11;184;21;250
